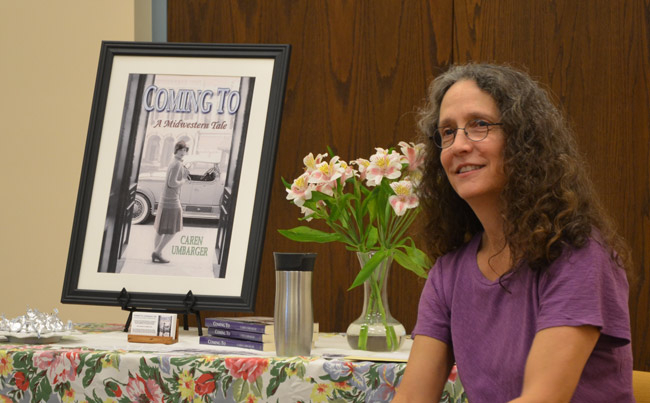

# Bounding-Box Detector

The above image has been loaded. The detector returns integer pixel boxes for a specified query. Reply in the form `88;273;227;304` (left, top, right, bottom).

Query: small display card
129;312;177;339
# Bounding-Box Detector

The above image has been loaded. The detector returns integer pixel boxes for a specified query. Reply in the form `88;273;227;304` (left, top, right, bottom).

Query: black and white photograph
61;42;291;311
99;73;254;279
157;314;175;337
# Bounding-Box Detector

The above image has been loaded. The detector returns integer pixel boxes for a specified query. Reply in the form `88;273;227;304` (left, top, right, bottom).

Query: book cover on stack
200;316;319;351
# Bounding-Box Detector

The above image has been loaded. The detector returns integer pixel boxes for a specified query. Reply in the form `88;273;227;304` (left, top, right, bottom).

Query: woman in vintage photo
393;63;633;402
151;140;191;263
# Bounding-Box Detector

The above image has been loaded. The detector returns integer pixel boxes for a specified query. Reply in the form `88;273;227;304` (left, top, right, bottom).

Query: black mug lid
273;252;317;271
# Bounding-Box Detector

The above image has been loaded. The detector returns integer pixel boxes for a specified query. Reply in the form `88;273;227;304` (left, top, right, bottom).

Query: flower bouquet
279;141;431;351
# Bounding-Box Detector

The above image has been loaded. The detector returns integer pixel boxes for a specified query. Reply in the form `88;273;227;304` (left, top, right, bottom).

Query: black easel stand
118;288;204;336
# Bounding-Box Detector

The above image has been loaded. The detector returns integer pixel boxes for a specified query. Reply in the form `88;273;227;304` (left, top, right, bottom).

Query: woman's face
176;147;188;158
438;80;506;208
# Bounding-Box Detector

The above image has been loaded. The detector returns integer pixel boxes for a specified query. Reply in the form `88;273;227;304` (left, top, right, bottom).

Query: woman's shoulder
543;229;624;282
561;230;614;264
429;232;482;285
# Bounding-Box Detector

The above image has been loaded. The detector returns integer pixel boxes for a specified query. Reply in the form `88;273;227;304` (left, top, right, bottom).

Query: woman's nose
449;130;473;153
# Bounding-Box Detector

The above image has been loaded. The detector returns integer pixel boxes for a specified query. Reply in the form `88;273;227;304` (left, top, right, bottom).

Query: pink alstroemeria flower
300;205;315;221
352;158;370;180
388;180;419;216
286;172;313;207
309;156;345;196
398;141;425;172
365;148;402;186
303;152;327;173
339;160;356;183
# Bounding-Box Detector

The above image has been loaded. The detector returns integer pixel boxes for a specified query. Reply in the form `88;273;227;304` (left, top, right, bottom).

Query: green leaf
363;188;379;223
281;176;292;189
138;357;156;379
296;362;306;378
11;351;33;371
31;372;53;403
87;390;104;403
253;377;264;397
404;242;432;269
309;190;336;204
105;381;121;398
232;378;249;401
82;366;98;388
266;376;281;398
348;249;391;290
327;202;343;223
364;226;378;249
222;376;233;399
170;356;200;367
329;193;355;223
278;226;342;243
393;249;428;278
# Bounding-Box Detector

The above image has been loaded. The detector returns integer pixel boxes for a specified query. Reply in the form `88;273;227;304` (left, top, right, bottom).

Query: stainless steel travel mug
273;252;316;356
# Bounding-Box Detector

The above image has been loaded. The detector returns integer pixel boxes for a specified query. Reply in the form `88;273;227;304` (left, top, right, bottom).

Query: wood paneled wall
451;0;650;371
168;0;650;370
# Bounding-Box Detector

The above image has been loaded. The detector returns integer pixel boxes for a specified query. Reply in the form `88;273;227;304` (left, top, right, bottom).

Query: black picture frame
61;41;290;312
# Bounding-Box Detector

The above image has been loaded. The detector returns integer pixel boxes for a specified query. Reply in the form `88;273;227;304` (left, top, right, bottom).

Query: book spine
204;319;269;334
199;335;267;351
206;327;267;342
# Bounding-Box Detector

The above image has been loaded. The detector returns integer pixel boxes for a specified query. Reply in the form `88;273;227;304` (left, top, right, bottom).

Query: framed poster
61;41;290;311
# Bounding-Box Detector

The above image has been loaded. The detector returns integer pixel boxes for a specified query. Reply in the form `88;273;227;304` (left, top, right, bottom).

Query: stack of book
200;316;275;351
199;316;318;352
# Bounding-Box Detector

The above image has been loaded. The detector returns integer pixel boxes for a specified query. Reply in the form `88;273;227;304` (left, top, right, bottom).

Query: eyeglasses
432;119;503;148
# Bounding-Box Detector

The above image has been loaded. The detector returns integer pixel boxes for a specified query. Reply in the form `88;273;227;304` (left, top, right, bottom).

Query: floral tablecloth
0;326;465;403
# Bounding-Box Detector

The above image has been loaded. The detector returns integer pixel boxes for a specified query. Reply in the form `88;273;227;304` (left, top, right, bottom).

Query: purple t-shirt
412;233;633;402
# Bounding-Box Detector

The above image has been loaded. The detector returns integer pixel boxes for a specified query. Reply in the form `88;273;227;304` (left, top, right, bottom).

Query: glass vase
346;251;406;351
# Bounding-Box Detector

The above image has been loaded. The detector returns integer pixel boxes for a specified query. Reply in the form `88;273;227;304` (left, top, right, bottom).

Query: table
0;324;465;402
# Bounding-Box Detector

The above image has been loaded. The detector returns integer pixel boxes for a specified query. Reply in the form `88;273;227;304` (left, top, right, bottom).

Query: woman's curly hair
417;63;631;273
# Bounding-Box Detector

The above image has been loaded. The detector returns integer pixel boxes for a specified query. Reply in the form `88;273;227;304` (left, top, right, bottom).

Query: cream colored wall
0;0;140;324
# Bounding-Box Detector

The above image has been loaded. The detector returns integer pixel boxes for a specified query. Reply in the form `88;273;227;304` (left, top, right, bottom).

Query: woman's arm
508;325;600;403
392;335;454;402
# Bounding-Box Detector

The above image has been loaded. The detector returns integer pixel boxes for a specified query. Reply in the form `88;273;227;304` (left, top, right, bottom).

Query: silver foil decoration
0;308;73;338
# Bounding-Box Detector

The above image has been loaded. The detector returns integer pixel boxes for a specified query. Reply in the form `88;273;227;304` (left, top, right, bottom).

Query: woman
393;64;633;402
152;140;190;263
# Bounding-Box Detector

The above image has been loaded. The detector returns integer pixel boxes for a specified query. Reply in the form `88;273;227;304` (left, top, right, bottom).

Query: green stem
385;208;419;246
357;255;398;350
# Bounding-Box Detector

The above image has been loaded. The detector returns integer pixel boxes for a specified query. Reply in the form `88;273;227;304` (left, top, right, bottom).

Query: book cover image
98;73;255;279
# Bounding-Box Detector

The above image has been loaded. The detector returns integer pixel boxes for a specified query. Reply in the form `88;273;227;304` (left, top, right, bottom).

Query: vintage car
132;154;225;224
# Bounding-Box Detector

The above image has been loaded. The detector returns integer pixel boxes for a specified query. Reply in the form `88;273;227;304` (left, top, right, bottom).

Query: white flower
300;206;315;221
308;156;346;196
286;172;313;206
352;158;370;180
365;148;402;186
398;141;425;172
388;180;419;216
339;160;356;183
303;152;328;173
